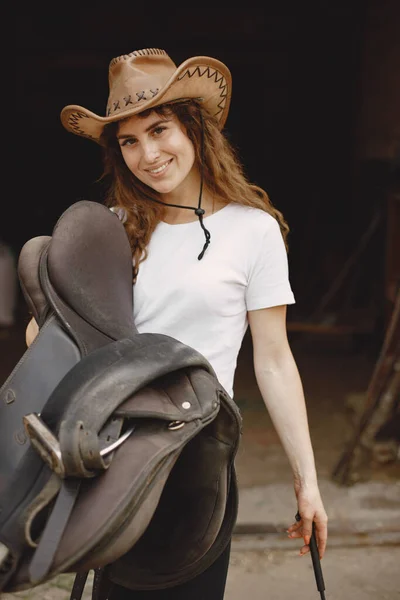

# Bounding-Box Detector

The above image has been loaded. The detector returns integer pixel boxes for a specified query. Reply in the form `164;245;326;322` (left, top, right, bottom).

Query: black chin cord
143;110;211;260
195;112;211;260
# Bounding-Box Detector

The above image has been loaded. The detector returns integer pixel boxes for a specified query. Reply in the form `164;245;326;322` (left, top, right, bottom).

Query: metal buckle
100;426;135;457
23;413;135;476
0;542;11;572
23;413;65;477
168;421;185;430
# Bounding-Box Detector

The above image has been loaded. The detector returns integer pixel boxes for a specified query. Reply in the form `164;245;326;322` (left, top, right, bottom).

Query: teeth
149;161;169;174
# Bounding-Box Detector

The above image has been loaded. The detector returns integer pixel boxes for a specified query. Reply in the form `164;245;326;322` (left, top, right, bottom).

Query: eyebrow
117;118;171;140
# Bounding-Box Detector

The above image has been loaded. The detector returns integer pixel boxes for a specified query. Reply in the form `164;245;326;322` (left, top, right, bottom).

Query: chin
152;182;178;194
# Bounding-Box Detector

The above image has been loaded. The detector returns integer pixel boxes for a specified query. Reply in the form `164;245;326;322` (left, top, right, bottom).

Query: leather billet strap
29;479;81;584
69;570;89;600
69;568;112;600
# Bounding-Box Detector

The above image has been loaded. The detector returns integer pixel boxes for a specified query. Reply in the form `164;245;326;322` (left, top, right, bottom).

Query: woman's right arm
26;317;39;347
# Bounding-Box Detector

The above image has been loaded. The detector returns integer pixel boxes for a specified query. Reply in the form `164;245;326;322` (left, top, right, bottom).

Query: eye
120;137;136;147
153;125;167;136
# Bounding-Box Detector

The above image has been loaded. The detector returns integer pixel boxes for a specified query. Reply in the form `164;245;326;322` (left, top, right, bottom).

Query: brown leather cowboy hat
60;48;232;143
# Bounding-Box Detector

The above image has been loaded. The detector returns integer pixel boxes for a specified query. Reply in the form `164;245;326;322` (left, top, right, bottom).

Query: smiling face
117;110;197;196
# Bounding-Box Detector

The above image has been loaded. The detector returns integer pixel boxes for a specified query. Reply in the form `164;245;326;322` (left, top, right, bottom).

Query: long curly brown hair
100;100;289;281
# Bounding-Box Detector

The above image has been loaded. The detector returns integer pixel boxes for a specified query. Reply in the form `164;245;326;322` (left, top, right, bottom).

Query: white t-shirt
133;203;295;397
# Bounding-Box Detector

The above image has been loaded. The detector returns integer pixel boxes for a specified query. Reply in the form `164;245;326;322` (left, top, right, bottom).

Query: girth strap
70;568;112;600
29;479;81;584
69;570;89;600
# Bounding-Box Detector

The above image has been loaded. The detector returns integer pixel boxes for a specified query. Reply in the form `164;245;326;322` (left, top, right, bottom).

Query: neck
160;190;223;224
159;167;212;224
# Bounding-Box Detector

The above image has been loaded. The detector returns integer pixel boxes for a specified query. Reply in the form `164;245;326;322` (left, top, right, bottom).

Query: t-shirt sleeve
245;216;295;311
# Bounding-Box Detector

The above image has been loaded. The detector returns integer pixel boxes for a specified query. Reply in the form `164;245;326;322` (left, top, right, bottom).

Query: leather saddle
0;200;242;596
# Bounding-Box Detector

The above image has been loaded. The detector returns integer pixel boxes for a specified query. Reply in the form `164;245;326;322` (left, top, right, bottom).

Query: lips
146;159;172;175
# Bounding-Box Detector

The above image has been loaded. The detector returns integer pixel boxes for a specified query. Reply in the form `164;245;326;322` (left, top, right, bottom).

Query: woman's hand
26;317;39;347
287;481;328;559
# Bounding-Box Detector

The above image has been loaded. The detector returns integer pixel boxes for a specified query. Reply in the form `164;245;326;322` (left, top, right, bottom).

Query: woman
27;48;328;599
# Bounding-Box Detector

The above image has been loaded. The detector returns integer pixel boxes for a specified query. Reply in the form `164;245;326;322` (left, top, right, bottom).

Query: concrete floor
226;544;400;600
2;545;400;600
1;311;399;599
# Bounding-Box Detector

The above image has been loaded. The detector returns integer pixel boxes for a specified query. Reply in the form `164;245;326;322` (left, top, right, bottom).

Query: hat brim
60;56;231;143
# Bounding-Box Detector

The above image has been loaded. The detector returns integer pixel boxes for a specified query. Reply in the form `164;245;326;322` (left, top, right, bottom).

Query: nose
142;140;160;163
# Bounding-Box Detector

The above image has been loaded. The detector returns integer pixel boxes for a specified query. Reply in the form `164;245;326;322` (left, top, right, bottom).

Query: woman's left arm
248;304;328;558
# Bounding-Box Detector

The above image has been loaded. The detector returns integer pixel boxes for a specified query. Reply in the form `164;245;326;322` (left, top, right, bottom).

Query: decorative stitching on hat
123;95;134;107
109;48;167;68
107;87;161;116
67;112;96;140
177;66;228;117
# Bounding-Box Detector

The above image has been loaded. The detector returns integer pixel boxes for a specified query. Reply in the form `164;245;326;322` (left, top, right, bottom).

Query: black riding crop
295;511;326;599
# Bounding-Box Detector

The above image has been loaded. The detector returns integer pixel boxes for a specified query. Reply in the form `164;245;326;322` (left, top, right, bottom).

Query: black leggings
105;542;231;600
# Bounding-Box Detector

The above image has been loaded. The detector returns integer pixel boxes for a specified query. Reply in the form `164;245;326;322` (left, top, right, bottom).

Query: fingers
287;527;310;556
315;520;328;559
313;510;328;559
299;543;310;556
287;515;325;557
287;518;309;556
287;520;302;534
317;538;327;559
301;518;313;547
26;317;39;347
288;514;313;545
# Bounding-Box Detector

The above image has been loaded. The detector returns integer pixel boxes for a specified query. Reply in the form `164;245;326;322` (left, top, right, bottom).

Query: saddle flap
106;406;240;590
116;367;219;423
48;200;136;340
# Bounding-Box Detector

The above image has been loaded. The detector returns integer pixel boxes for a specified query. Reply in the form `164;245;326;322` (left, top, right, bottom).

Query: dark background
9;1;398;333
